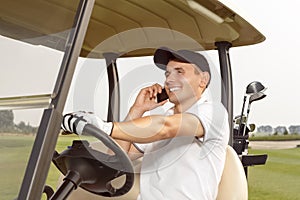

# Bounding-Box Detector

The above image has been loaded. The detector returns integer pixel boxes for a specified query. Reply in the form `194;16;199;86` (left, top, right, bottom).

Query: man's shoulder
191;99;227;115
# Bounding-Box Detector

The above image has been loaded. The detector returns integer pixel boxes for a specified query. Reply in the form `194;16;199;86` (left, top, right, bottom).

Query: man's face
164;60;205;105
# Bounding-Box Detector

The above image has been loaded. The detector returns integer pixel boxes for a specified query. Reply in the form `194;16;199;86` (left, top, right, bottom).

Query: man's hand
61;111;113;136
132;83;168;113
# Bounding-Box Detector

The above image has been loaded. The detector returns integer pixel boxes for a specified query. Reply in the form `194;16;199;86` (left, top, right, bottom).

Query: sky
228;0;300;127
1;0;300;128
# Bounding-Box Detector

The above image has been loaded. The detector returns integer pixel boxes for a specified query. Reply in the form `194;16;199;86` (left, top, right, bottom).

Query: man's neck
173;95;200;114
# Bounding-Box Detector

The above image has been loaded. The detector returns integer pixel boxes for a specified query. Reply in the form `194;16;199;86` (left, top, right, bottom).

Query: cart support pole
215;41;233;146
104;53;120;122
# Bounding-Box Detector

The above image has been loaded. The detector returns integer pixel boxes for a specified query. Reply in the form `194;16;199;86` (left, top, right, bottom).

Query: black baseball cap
153;47;211;76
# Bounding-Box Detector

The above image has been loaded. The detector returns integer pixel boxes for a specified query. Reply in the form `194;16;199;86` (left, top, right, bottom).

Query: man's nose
165;72;177;83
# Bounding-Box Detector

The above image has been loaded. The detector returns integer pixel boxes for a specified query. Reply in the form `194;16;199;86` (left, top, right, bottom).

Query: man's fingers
138;83;163;101
150;83;163;98
151;84;157;97
158;86;162;94
148;87;153;98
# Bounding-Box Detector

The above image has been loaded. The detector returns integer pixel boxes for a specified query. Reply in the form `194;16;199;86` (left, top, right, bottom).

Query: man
62;47;229;199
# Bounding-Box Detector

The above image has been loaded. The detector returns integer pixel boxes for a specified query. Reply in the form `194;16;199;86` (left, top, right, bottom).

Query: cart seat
216;145;248;200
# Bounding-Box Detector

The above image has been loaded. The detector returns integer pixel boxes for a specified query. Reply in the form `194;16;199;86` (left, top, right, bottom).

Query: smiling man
62;47;229;200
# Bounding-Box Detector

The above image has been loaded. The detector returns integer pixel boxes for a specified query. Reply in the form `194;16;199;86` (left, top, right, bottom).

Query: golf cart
0;0;267;199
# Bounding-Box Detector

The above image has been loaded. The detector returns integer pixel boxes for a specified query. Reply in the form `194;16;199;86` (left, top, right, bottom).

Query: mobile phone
157;88;169;103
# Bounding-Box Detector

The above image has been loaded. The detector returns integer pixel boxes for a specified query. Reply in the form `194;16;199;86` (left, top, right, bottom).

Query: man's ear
199;72;210;88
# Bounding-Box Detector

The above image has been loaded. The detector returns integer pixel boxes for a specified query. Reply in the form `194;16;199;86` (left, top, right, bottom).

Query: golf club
237;81;267;136
242;91;267;136
246;81;266;94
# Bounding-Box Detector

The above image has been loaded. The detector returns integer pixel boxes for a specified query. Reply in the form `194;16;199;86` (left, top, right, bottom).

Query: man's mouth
169;87;181;92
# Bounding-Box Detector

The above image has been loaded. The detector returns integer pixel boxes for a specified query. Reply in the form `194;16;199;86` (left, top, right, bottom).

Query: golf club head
249;92;266;104
246;81;266;94
234;115;246;124
248;124;256;132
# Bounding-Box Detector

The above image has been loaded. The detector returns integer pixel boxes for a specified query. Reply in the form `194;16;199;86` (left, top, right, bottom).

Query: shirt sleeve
132;143;149;153
185;101;229;142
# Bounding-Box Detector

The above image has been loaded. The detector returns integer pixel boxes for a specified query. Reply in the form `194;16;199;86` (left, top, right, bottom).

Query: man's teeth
170;87;180;92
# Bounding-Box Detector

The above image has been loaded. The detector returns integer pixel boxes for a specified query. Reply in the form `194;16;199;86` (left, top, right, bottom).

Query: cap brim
154;47;189;70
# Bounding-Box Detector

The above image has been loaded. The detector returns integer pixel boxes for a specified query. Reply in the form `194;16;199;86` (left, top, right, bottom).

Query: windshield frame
16;0;95;199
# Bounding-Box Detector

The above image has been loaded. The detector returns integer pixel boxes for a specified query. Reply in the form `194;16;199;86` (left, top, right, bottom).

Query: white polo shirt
134;90;229;200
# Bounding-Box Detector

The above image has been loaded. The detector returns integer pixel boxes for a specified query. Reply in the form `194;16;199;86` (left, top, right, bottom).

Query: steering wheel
52;124;134;198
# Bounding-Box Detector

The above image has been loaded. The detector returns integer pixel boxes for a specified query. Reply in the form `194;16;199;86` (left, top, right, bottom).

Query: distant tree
17;121;26;130
0;110;38;134
274;126;288;135
16;121;38;134
257;125;273;135
288;125;300;135
0;110;15;132
26;122;38;134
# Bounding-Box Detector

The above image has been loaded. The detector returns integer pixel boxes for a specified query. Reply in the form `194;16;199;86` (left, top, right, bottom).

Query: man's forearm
111;113;203;143
112;115;169;143
125;106;145;121
113;106;145;152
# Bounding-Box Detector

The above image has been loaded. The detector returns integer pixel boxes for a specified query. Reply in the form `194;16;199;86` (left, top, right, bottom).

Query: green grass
1;134;300;199
248;148;300;200
0;135;35;200
0;134;80;200
250;134;300;141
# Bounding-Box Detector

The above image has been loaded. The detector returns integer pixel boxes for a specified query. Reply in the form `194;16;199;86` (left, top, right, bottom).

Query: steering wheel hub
52;126;134;198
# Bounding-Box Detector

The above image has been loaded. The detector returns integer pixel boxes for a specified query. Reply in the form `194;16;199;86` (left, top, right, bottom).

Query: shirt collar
166;88;212;115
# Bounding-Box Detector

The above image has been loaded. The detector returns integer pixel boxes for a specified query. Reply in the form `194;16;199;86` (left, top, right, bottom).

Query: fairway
0;134;81;200
1;134;299;199
0;135;35;200
248;148;300;200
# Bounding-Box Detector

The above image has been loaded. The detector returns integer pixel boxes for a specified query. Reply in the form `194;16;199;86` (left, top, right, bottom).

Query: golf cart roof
0;0;265;58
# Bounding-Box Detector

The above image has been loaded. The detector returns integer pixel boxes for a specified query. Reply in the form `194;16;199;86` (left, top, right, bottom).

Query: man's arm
62;84;172;159
113;83;168;159
111;113;204;143
112;107;144;160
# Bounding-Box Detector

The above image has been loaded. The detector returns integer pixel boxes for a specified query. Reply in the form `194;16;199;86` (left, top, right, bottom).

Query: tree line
0;110;38;134
257;125;300;135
